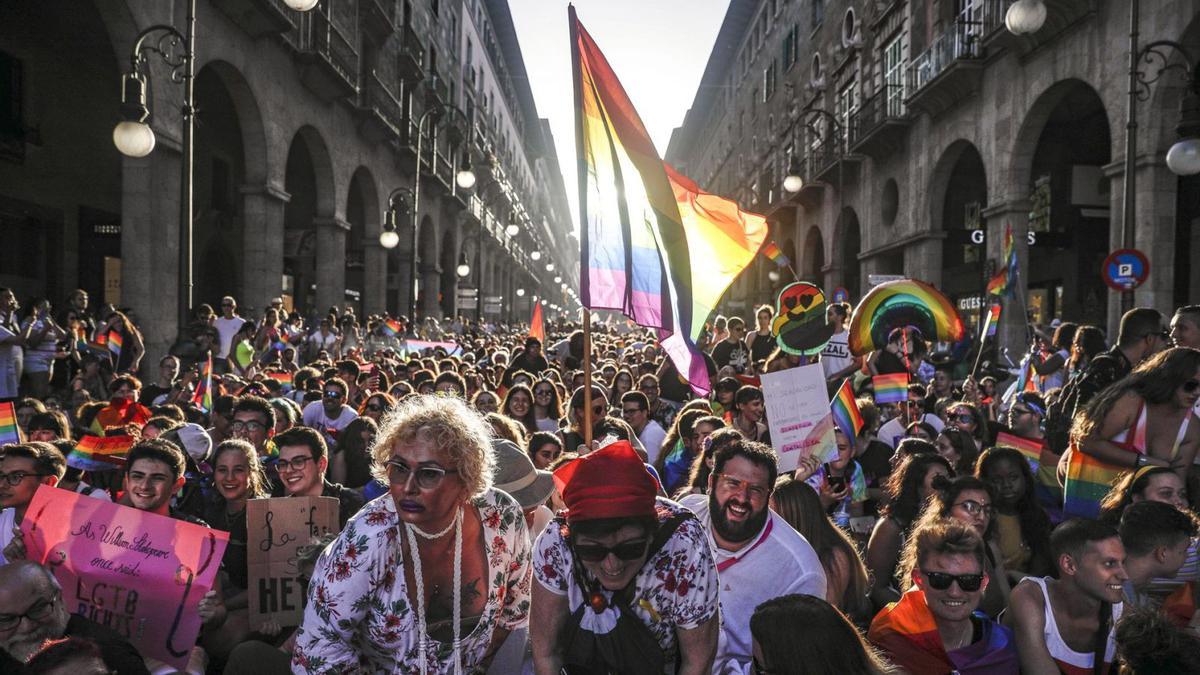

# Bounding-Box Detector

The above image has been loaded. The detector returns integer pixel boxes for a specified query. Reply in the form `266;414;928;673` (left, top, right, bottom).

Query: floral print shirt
292;489;533;674
532;497;719;662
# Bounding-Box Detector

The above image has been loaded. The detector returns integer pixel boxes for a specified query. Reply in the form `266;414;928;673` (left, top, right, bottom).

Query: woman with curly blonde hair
294;395;533;675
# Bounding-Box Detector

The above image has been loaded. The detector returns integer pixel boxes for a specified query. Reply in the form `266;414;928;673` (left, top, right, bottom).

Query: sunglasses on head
921;570;985;592
572;538;649;562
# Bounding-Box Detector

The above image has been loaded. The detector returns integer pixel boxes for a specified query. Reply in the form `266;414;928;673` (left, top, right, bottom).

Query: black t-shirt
711;339;751;373
749;332;775;363
659;354;718;403
204;500;249;591
323;480;366;528
139;383;172;406
875;350;908;375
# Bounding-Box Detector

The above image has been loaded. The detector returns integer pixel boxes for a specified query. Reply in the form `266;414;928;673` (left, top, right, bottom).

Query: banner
760;363;839;473
246;496;338;628
21;486;229;671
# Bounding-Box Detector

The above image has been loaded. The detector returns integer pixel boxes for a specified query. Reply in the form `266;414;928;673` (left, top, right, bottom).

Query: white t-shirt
214;316;246;358
679;494;827;674
639;419;668;465
301;401;359;447
878;412;945;449
821;329;854;380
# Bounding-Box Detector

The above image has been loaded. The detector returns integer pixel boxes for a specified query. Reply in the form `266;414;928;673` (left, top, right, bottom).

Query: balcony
812;136;862;187
905;15;985;118
212;0;296;37
287;1;359;102
359;0;399;42
425;69;449;109
397;25;425;82
356;71;405;143
848;84;911;158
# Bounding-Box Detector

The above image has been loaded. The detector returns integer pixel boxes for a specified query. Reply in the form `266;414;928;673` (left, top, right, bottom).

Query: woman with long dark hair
500;383;538;439
1033;322;1077;393
1067;324;1107;383
935;427;979;478
752;594;896;675
329;416;378;489
865;454;952;609
976;446;1053;578
99;309;145;375
532;377;563;432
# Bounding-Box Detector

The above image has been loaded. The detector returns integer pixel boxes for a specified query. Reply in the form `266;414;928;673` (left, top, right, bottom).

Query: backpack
1043;353;1123;455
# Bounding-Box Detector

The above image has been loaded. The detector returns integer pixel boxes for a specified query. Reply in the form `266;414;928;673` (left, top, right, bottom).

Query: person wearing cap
293;394;532;674
530;440;719;675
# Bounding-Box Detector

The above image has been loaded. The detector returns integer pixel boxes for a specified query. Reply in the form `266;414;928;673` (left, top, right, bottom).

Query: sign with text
760;363;839;473
247;496;338;628
21;486;229;671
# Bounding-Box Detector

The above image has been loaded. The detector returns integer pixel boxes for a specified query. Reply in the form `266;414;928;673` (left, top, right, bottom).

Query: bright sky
507;0;730;237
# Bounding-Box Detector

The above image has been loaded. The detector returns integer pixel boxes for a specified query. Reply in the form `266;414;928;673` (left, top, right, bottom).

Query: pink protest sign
20;486;229;671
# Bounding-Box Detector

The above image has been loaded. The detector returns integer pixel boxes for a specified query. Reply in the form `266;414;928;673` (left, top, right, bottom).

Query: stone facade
0;0;575;366
667;0;1200;358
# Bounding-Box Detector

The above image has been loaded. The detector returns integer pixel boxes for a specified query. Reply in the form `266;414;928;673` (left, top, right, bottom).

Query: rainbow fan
847;279;965;357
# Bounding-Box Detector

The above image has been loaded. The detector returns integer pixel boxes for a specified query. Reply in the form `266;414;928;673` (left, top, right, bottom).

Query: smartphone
824;463;846;492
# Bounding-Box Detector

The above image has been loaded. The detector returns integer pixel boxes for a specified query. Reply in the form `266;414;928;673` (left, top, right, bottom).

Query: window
0;51;22;139
782;25;798;70
763;61;777;102
812;0;825;28
882;34;905;117
836;78;858;142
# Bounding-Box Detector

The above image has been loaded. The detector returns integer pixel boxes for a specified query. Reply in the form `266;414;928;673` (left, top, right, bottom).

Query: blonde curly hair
370;394;495;500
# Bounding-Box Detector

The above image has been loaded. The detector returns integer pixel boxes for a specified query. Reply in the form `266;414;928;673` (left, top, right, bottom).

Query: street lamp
530;250;542;261
406;103;475;320
505;212;520;237
1004;0;1046;35
1164;72;1200;175
545;262;555;272
516;288;525;297
782;156;804;193
456;147;477;190
381;186;413;249
456;254;471;278
554;276;562;284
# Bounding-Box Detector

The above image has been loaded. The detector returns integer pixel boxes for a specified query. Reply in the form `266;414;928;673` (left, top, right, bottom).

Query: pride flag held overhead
872;373;910;405
760;241;791;268
571;7;767;394
830;379;864;446
986;223;1017;297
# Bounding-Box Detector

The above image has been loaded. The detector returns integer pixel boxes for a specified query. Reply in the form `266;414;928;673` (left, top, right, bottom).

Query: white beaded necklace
405;506;464;675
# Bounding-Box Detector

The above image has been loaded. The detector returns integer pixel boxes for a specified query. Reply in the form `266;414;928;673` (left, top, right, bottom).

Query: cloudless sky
507;0;730;236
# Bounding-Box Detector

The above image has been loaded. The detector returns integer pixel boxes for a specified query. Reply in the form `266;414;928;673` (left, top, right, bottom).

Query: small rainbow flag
271;331;289;352
192;351;213;412
996;431;1048;472
872;372;910;404
1063;449;1129;519
982;304;1001;338
986;223;1017;297
67;435;134;472
830;379;864;446
266;371;293;390
107;330;123;358
382;319;404;337
760;241;791;268
0;401;20;445
88;331;108;353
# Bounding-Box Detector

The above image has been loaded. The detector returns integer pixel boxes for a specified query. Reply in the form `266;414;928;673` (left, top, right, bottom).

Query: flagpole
582;308;594;449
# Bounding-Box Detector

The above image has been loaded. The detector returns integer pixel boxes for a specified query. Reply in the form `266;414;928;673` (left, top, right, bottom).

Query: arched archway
283;127;335;314
802;227;824;284
416;214;439;317
1011;81;1112;325
837;208;862;300
931;140;988;309
346;167;379;316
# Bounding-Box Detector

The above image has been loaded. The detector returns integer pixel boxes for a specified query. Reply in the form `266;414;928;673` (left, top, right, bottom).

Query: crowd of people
1;285;1200;674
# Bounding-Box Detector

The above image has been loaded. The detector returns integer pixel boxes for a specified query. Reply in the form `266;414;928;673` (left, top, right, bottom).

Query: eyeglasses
276;455;316;472
231;420;268;433
572;537;649;562
323;390;344;400
621;407;645;417
949;412;975;425
921;570;985;592
0;594;57;632
953;499;994;518
386;460;457;490
714;473;770;502
534;388;553;397
1184;379;1200;394
0;471;50;487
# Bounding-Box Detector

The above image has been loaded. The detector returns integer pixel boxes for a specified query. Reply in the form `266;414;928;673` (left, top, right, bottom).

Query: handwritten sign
247;496;338;628
760;363;839;473
21;486;229;671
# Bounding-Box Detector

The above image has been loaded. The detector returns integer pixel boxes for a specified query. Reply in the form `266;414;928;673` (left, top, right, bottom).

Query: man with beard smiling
1006;518;1127;675
679;439;825;673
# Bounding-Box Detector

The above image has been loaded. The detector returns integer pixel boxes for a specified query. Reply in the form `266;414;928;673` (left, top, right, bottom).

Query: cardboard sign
21;486;229;671
760;363;839;473
247;496;338;628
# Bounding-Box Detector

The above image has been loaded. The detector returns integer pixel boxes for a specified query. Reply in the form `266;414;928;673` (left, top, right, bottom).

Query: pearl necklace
405;507;464;675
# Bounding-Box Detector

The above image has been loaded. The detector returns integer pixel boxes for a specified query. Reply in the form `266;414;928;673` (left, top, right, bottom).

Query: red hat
553;441;657;524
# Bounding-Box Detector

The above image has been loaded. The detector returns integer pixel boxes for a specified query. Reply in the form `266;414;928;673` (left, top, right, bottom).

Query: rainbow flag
271;331;289;352
0;401;19;445
830;379;864;446
529;302;545;343
983;304;1001;338
996;431;1048;472
266;371;293;391
192;351;213;412
869;590;1018;673
88;331;108;353
67;435;134;472
1063;449;1128;519
986;223;1017;297
872;372;910;404
760;241;791;268
382;319;404;337
106;330;123;358
1012;353;1039;396
572;9;766;396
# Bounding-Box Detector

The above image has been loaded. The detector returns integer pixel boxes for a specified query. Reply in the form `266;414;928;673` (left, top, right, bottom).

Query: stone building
667;0;1200;357
0;0;577;362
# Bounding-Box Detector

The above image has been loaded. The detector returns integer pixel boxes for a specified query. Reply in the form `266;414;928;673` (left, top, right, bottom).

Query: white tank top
1027;576;1122;674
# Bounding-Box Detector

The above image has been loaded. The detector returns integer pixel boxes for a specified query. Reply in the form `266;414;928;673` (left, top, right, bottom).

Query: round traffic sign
1101;249;1150;291
832;287;850;303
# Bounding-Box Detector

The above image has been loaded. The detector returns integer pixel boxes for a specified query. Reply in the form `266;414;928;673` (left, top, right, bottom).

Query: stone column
241;183;290;310
904;235;944;288
982;199;1032;364
313;216;350;313
419;264;440;319
363;242;388;316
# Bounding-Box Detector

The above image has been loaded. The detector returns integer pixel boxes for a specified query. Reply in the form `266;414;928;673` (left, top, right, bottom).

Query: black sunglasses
573;538;649;562
323;390;345;399
921;570;985;592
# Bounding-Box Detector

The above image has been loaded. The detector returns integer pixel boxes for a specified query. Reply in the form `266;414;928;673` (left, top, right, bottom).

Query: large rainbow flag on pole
571;7;766;394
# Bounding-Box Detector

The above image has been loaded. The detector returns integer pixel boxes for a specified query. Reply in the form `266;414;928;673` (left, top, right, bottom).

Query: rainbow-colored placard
0;401;19;445
846;279;965;357
872;372;910;405
996;431;1048;472
67;435;134;472
830;379;864;445
1063;449;1128;519
382;319;403;337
